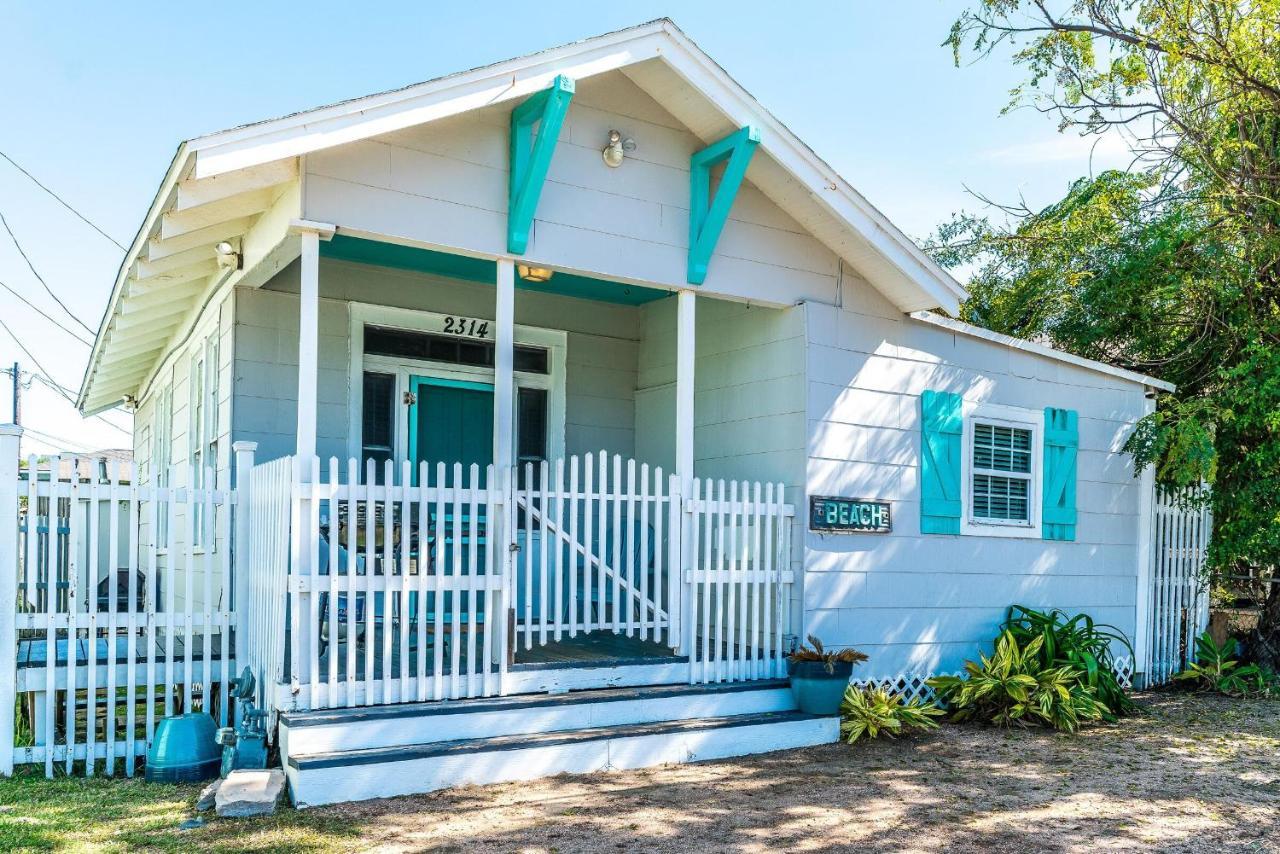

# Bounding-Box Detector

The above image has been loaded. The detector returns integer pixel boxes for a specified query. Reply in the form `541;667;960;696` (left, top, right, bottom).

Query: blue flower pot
789;660;853;715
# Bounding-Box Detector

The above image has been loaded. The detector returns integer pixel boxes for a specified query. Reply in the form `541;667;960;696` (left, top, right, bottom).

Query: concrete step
279;679;795;755
285;709;837;807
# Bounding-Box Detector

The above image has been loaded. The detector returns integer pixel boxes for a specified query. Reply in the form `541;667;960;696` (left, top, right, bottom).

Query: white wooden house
2;19;1177;804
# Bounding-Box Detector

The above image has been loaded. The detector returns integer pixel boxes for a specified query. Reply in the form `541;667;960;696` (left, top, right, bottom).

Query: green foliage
787;634;868;674
936;1;1280;595
1175;631;1280;697
839;685;944;743
928;630;1111;733
1001;606;1137;719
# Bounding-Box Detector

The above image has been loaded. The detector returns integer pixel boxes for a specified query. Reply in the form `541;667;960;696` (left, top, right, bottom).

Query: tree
936;1;1280;666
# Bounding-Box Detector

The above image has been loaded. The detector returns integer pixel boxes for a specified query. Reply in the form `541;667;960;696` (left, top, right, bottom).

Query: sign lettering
809;495;892;534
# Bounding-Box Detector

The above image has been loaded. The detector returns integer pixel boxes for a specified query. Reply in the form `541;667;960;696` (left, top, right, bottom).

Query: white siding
302;70;840;308
802;282;1147;678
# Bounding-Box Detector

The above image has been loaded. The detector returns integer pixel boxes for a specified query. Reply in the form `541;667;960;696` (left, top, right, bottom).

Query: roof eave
910;311;1177;393
77;142;193;413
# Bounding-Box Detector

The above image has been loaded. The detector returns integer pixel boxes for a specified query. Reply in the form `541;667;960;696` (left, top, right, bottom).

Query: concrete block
216;769;286;818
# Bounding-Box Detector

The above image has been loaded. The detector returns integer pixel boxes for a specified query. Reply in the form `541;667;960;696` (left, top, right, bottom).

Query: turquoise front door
408;377;495;475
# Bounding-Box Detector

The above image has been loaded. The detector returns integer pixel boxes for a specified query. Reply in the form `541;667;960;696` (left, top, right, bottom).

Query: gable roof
78;18;968;415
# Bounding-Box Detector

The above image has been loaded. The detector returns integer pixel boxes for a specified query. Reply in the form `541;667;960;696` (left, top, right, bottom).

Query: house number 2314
441;315;490;339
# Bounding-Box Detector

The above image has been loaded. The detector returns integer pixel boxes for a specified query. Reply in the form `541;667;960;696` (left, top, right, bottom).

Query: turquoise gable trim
920;390;963;535
687;126;760;285
320;235;667;306
1042;407;1079;541
508;75;575;255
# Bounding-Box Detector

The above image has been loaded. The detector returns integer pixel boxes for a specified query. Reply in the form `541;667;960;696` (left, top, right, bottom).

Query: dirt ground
4;691;1278;852
306;692;1280;853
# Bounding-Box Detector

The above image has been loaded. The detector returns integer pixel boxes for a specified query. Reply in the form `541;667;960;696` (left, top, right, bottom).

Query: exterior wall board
803;295;1149;678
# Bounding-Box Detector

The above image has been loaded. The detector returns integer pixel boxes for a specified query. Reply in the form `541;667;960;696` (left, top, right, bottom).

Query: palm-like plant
929;630;1109;733
1000;606;1136;718
839;685;943;743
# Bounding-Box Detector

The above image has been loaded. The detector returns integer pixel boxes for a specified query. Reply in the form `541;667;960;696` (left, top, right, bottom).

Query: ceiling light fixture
517;264;554;283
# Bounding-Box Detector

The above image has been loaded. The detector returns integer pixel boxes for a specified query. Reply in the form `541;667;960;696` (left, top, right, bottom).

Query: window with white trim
971;423;1032;523
961;403;1043;537
189;335;219;549
154;380;173;547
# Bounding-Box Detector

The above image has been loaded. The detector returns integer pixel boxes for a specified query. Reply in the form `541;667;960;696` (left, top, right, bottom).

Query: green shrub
928;630;1110;732
839;685;943;743
1001;606;1137;719
1175;632;1280;697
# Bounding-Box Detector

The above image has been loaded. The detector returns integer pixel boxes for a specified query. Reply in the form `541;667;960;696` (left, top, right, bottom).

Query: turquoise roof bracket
687;125;760;285
508;75;575;255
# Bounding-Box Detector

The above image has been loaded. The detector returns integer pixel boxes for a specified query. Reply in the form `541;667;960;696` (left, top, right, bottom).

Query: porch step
285;709;838;808
280;679;794;755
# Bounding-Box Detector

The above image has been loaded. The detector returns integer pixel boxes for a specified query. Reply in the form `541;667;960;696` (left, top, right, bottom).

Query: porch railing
273;450;794;712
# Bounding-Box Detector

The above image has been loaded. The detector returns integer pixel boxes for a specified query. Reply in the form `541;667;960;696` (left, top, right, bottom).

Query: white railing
241;452;290;710
5;451;236;778
287;458;506;710
512;453;679;648
1147;486;1212;685
686;478;793;683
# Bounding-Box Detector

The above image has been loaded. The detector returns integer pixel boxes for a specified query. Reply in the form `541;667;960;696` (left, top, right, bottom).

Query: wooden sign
809;495;892;534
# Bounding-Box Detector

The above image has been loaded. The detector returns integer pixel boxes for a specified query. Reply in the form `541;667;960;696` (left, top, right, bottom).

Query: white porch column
289;220;336;463
674;290;696;657
494;259;515;469
675;290;696;492
296;232;319;462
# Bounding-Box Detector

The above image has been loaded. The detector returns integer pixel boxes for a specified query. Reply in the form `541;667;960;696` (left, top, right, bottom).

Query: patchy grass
2;692;1278;853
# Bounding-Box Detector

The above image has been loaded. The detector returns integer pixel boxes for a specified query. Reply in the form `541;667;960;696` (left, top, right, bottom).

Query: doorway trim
347;302;567;467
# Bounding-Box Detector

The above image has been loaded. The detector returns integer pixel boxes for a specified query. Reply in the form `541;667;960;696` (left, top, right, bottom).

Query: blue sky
0;1;1129;454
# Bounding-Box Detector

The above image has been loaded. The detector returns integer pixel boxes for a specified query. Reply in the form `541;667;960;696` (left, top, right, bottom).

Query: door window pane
362;371;395;468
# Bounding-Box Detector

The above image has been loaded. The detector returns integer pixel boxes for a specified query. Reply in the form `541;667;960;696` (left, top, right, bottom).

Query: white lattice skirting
854;657;1135;705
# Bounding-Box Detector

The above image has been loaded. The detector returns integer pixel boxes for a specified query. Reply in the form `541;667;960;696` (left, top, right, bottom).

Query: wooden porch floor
313;629;677;680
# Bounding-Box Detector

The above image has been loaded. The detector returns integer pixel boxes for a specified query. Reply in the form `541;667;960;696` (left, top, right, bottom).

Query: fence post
0;425;22;776
231;442;257;690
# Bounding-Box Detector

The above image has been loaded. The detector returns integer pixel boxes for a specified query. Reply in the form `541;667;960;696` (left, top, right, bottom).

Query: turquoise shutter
1042;407;1078;541
920;390;963;534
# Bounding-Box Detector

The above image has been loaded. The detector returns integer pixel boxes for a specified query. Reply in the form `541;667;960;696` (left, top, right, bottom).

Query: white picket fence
0;434;796;775
5;452;236;777
1146;486;1212;685
686;478;793;683
280;451;795;711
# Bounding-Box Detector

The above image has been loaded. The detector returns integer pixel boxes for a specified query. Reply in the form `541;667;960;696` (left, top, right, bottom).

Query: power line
0;149;128;250
0;209;96;336
20;425;95;454
0;276;93;346
0;319;130;436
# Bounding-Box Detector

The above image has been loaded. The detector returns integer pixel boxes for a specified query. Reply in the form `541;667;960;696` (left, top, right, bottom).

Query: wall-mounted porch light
517;263;554;283
214;240;243;271
601;129;636;168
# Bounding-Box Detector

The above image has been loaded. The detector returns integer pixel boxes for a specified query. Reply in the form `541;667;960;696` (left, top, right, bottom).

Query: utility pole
10;362;19;427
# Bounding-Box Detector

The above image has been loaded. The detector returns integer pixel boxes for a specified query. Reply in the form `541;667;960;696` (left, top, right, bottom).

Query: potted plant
787;635;868;714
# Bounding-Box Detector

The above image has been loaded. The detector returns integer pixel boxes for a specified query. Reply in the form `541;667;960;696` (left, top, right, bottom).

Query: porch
229;228;804;713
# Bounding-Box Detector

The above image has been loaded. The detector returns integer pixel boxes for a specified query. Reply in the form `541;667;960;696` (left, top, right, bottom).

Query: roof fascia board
910;311;1176;392
190;26;669;180
77;144;192;410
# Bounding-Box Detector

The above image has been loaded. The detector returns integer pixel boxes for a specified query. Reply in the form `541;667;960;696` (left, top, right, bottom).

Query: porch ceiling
322;235;669;306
